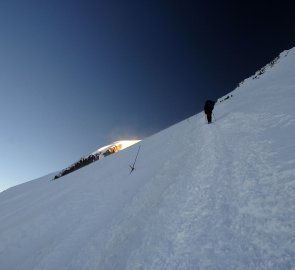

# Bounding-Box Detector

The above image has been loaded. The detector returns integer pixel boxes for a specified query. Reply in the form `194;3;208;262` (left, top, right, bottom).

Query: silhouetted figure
204;100;215;124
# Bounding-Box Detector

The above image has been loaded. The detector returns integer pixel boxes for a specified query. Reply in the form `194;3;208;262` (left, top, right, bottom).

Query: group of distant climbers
53;154;100;180
53;145;122;180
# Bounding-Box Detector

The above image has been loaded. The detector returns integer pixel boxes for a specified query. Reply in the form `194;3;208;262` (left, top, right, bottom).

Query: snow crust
0;48;295;270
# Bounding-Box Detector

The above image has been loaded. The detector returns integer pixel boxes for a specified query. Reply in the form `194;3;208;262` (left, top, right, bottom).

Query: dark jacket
204;100;215;114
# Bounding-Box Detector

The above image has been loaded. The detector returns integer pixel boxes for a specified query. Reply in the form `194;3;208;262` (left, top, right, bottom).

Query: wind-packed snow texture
1;48;295;270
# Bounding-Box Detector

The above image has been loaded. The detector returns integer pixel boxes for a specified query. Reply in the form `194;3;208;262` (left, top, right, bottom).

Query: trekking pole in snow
212;112;216;122
129;145;141;174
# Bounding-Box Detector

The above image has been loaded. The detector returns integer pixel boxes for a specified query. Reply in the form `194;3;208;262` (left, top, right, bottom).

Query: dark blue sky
1;0;294;190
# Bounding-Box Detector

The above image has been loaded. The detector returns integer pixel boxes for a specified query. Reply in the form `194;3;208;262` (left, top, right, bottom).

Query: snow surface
1;48;295;270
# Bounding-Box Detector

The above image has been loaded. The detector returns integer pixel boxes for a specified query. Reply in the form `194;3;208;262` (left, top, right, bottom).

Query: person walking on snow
204;100;215;124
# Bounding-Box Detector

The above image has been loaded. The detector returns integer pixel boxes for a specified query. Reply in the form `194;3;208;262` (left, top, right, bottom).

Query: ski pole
212;112;216;122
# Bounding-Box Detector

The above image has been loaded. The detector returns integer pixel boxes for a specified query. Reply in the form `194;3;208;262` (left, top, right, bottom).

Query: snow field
0;47;295;269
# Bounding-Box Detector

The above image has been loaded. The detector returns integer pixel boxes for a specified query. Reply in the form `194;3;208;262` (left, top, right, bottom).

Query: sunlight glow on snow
93;140;141;154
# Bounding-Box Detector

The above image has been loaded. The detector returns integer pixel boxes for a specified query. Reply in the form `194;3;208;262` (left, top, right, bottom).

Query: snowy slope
1;48;295;270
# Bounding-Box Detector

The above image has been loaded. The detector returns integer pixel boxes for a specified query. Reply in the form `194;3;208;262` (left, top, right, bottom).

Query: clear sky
1;0;294;191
